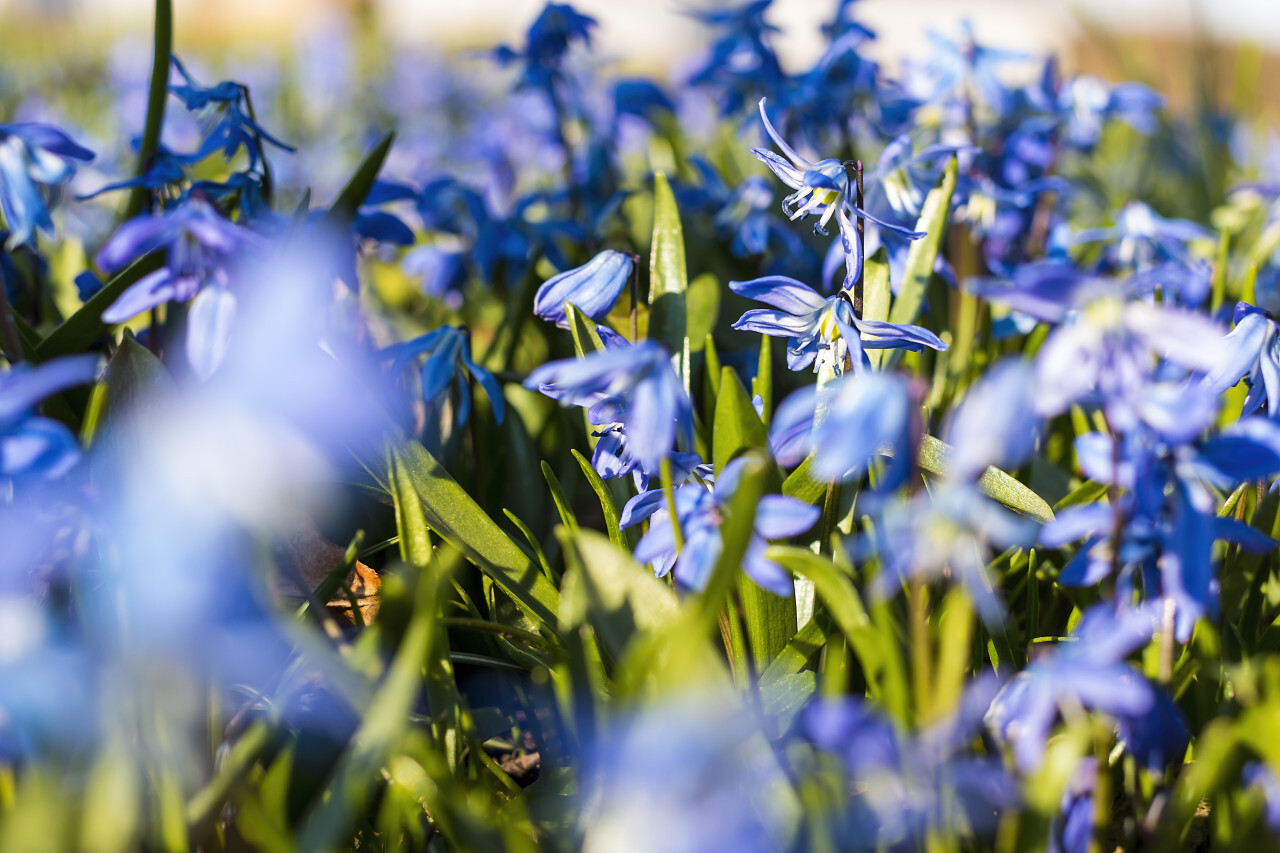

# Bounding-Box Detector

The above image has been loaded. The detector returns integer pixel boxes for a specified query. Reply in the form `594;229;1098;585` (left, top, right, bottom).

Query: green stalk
124;0;173;221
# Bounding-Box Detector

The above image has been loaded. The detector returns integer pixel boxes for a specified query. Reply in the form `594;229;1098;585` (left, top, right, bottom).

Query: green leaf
297;550;457;851
34;252;164;362
571;449;625;548
767;546;909;722
759;615;829;686
861;247;892;368
687;272;720;353
917;434;1054;522
390;451;433;567
82;332;169;444
388;437;560;627
558;528;677;661
759;670;816;737
712;367;768;473
122;0;172;221
323;131;395;227
649;171;690;392
565;302;605;357
541;461;579;533
737;573;797;671
782;455;825;504
1054;479;1106;511
887;157;957;329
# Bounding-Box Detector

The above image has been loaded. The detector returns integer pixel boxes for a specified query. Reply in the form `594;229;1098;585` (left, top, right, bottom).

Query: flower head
383;326;505;437
0;122;95;249
526;340;691;479
730;274;946;374
533;249;632;327
619;456;819;595
0;355;100;481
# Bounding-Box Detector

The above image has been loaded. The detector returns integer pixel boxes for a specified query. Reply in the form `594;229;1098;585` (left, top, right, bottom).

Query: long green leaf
123;0;172;221
887;157;957;329
390;451;433;567
297;550;457;851
541;461;579;532
712;367;767;473
648;171;689;392
390;437;560;627
81;332;169;444
323;131;395;227
861;247;892;368
917;434;1054;521
571;449;624;548
34;252;164;361
558;528;677;662
767;546;909;721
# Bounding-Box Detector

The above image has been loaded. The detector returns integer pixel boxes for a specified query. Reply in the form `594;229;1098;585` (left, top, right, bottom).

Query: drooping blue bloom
0;122;95;249
79;142;186;201
619;456;819;595
803;678;1017;850
858;482;1036;624
0;355;99;481
730;274;947;374
914;21;1030;119
1030;288;1228;431
493;3;596;96
526;340;692;479
685;1;784;116
1202;302;1280;416
753;97;924;257
533;249;632;327
383;326;505;434
1071;202;1213;304
1041;422;1278;641
945;358;1040;481
98;197;259;322
984;603;1176;772
354;179;417;246
1054;74;1164;149
769;370;913;490
169;56;295;171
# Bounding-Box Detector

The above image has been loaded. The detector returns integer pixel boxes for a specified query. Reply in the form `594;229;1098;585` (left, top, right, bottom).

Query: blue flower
0;122;94;249
1202;302;1280;416
803;678;1017;849
856;482;1037;624
97;196;259;323
619;456;819;595
169;56;295;171
1041;424;1278;641
945;358;1039;481
526;339;691;479
916;21;1029;119
384;326;505;434
769;369;913;489
1071;202;1213;304
730;273;947;373
533;249;632;327
984;603;1172;772
493;3;596;95
0;355;99;481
